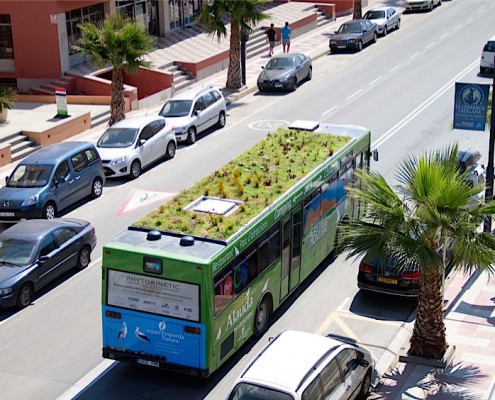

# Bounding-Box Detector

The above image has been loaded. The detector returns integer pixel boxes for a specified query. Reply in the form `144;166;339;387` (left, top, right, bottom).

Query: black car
329;19;378;53
257;53;312;92
357;241;453;297
0;218;97;309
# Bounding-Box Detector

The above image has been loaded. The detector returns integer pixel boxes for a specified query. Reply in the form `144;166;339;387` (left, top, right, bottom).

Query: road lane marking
425;42;436;50
372;59;479;150
467;17;473;22
322;105;338;116
390;64;401;72
347;89;363;100
478;8;485;14
409;52;419;60
454;24;462;31
369;76;383;86
440;33;449;40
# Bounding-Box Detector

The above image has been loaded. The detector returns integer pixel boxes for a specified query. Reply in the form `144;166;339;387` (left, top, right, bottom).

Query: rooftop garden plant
134;128;350;240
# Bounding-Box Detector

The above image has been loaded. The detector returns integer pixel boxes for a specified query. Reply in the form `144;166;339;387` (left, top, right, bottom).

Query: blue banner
453;82;490;131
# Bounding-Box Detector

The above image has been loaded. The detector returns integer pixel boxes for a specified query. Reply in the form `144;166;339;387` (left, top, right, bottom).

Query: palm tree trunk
226;20;242;89
408;268;448;359
353;0;362;20
110;67;126;126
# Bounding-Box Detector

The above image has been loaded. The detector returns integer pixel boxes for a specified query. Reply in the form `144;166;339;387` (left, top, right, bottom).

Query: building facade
0;0;203;91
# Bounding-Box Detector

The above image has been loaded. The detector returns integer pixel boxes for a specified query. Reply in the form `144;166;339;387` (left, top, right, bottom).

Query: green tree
353;0;362;19
74;13;155;125
339;145;495;359
198;0;269;89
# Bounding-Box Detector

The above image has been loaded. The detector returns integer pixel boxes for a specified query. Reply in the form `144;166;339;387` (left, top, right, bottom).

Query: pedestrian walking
265;23;276;57
281;21;291;53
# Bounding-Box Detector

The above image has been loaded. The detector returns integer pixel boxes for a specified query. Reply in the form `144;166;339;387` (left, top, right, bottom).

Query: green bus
101;121;374;376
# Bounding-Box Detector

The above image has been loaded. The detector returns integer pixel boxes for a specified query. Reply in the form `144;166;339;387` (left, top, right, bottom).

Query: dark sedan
329;19;378;53
257;53;312;92
0;218;97;309
358;241;453;297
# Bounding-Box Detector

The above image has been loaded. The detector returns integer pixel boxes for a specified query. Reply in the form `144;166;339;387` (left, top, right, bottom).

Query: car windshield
265;57;295;70
364;10;385;19
97;128;139;148
228;383;294;400
0;238;37;265
7;164;53;188
338;23;362;34
159;100;193;117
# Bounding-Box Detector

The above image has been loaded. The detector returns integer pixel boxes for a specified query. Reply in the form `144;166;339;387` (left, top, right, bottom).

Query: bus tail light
402;271;420;281
106;310;122;319
185;326;201;335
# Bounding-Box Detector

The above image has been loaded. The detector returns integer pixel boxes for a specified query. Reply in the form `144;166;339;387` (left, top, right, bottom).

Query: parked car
358;239;454;297
257;53;312;92
363;7;401;36
0;142;105;221
227;330;374;400
329;20;378;53
404;0;441;12
159;86;227;145
0;218;97;309
97;115;176;180
480;35;495;74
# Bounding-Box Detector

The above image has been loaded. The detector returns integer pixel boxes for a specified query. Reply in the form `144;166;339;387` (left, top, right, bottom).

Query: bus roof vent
147;230;161;241
180;235;195;247
184;196;243;217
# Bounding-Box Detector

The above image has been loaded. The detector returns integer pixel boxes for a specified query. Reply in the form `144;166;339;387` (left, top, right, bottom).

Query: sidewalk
371;269;495;400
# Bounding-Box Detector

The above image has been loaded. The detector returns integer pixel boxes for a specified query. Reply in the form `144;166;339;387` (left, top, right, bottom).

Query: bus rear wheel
254;297;271;337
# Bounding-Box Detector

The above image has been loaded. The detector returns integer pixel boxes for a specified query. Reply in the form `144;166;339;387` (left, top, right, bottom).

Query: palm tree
353;0;363;20
339;144;495;359
198;0;269;89
74;13;155;125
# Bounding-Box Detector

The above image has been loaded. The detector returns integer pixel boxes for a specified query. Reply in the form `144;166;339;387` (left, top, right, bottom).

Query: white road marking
454;24;462;31
478;8;485;14
425;42;436;50
440;33;449;40
409;52;420;60
467;17;473;22
369;76;383;86
372;59;479;149
390;64;401;72
322;105;338;116
347;89;363;100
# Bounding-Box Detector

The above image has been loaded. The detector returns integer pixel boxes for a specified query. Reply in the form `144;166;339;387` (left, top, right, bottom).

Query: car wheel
290;77;297;91
373;32;378;43
438;0;442;5
16;283;34;309
165;140;176;160
42;202;56;219
480;66;487;74
356;370;372;400
383;26;388;36
217;111;226;128
306;66;312;81
356;40;363;52
396;19;401;30
77;246;91;270
258;85;264;93
186;126;196;145
91;178;103;198
253;297;271;337
130;160;141;180
429;2;434;11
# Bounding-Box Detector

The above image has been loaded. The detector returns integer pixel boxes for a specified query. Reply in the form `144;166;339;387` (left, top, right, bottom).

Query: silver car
159;86;227;145
97;115;176;180
329;20;378;53
405;0;441;12
363;7;401;36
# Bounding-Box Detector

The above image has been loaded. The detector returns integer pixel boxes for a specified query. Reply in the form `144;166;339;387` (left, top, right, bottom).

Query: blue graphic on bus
102;306;206;368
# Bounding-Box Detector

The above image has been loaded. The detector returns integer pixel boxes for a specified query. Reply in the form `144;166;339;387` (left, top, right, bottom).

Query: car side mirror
39;255;49;263
194;109;201;116
5;176;9;185
261;66;265;69
139;139;146;146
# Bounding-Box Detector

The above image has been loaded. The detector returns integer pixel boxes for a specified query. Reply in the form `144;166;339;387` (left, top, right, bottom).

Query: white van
226;330;374;400
480;35;495;74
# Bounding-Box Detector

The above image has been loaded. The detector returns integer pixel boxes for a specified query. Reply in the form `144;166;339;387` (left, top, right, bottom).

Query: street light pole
240;32;249;86
483;70;495;233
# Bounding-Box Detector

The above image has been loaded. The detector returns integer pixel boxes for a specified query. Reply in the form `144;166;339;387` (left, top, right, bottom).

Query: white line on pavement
425;42;436;50
347;89;363;101
390;64;401;72
372;59;479;150
369;76;383;86
454;24;463;31
409;52;419;60
322;105;338;116
440;33;449;40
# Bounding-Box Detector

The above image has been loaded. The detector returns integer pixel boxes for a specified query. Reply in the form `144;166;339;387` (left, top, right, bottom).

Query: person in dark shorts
265;23;277;57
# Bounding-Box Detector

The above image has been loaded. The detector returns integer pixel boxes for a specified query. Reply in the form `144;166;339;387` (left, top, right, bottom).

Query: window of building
66;4;104;55
0;15;14;60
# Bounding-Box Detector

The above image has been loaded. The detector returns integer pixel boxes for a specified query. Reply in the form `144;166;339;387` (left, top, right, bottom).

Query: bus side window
214;271;234;314
258;224;280;274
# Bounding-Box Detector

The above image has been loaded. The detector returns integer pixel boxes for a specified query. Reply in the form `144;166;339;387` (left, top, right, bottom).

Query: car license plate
137;359;159;368
0;212;14;217
337;45;346;49
275;83;283;88
378;277;398;285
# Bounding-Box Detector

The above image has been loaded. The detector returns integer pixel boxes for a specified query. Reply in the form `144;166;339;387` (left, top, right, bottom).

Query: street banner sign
55;87;68;117
453;82;490;131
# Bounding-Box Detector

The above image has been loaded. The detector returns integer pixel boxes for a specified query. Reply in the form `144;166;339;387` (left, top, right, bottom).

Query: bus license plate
137;359;159;368
378;277;398;285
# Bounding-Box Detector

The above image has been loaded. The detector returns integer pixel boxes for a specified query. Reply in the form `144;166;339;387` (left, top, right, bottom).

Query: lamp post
240;31;249;86
483;67;495;233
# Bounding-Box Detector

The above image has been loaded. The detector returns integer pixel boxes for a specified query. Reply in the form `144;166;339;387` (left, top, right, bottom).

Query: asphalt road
1;1;494;399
